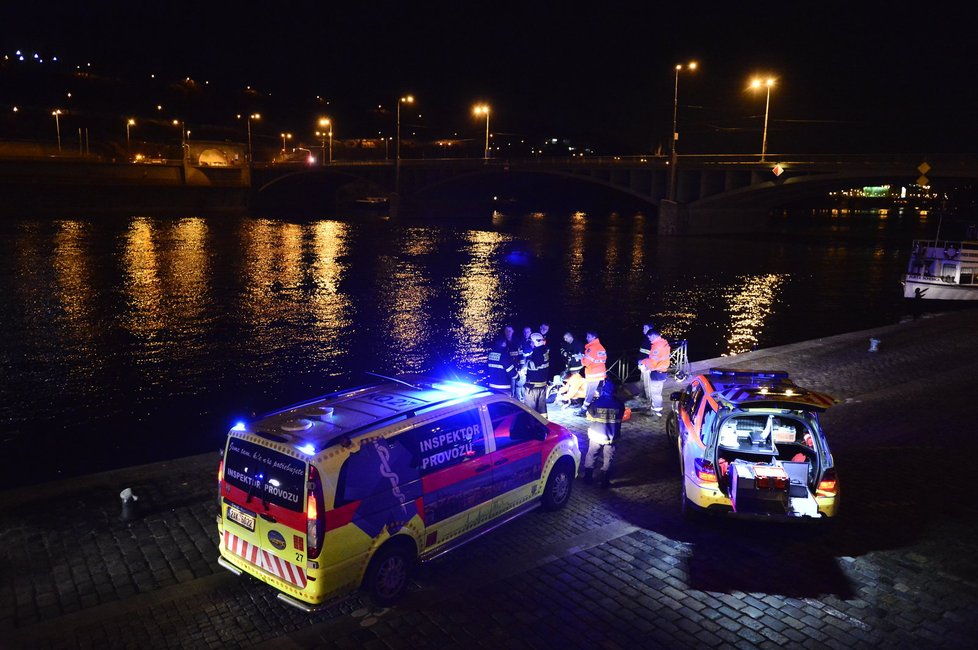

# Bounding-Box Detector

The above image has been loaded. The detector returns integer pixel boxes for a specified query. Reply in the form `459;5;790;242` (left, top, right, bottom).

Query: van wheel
363;544;414;606
541;460;574;511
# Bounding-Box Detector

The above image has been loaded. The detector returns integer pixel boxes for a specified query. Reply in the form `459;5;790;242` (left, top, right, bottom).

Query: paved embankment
3;307;977;649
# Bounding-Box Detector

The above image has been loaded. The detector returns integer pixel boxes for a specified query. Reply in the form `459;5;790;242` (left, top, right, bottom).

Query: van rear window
224;438;307;512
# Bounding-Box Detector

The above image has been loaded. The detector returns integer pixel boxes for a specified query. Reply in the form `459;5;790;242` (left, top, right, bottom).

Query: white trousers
584;437;616;472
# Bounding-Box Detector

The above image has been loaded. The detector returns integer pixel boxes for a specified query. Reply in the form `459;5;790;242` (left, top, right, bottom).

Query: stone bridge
251;154;978;233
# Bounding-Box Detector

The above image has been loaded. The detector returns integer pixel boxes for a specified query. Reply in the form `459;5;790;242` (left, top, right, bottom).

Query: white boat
902;236;978;300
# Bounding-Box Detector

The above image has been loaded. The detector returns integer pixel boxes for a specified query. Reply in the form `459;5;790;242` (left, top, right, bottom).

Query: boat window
961;267;975;285
941;263;957;281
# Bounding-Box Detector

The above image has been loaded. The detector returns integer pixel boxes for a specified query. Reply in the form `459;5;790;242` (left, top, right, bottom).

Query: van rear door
221;437;310;590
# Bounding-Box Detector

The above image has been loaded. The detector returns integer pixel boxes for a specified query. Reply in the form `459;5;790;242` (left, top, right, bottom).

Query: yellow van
216;374;580;609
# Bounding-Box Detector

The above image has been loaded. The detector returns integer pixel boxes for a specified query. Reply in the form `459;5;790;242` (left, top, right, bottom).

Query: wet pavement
3;308;977;649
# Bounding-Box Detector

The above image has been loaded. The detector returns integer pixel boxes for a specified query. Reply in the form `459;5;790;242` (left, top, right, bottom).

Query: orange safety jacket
640;337;671;373
582;338;607;380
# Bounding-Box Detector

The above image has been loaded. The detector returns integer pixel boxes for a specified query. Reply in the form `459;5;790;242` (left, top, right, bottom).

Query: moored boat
902;235;978;300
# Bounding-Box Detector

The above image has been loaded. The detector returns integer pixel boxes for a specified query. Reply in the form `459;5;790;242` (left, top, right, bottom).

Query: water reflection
53;220;97;362
449;229;510;366
563;212;587;298
122;217;164;341
378;227;439;372
170;218;210;326
722;273;786;356
309;220;352;366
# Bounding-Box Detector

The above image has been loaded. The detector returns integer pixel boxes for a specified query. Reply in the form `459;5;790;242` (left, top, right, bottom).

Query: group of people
485;323;673;488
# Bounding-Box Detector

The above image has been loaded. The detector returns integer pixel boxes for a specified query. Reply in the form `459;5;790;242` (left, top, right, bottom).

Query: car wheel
363;543;414;606
541;460;574;511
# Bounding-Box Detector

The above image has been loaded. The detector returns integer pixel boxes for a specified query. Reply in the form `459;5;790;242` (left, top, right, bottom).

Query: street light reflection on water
1;209;917;487
722;273;786;355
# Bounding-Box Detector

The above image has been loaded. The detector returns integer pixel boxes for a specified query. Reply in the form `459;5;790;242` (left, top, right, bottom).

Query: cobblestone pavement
3;309;977;649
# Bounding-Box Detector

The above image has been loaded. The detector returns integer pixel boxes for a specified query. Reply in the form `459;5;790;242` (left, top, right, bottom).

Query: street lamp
280;132;292;151
238;113;260;162
317;117;332;164
749;77;776;161
172;119;186;146
668;60;697;202
395;94;414;194
52;109;63;152
473;104;490;160
126;118;135;152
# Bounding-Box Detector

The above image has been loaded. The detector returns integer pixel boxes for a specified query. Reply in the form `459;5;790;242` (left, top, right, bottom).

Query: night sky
2;2;976;156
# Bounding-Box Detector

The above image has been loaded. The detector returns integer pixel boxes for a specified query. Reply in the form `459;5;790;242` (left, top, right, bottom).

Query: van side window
488;402;547;450
405;408;486;476
334;435;422;508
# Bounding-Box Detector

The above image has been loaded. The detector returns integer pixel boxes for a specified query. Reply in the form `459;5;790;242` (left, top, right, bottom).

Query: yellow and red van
216;374;580;609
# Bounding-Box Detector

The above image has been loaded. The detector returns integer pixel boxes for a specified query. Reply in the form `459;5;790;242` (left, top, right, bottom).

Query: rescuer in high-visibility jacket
583;379;626;489
576;330;607;416
523;333;551;418
639;329;671;416
555;371;587;408
487;337;517;393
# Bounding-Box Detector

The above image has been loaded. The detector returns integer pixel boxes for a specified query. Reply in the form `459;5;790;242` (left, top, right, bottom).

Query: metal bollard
868;338;880;352
119;488;139;521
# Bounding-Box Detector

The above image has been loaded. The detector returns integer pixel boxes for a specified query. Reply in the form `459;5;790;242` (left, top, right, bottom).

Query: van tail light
817;468;838;497
306;465;325;559
694;458;717;483
217;459;224;484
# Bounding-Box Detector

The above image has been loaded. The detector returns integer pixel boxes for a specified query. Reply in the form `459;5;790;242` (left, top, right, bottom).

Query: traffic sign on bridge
918;161;931;186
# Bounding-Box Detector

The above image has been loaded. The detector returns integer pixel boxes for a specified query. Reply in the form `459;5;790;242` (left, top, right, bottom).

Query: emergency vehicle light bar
709;368;789;380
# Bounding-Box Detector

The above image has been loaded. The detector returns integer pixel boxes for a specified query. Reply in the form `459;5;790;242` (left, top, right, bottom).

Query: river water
0;206;966;488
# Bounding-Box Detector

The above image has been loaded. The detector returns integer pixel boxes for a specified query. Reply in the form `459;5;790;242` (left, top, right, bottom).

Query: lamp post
395;95;414;195
750;77;776;161
241;113;260;162
126;118;135;152
280;132;292;151
52;109;63;152
172;119;186;146
318;117;332;164
473;104;490;160
668;61;697;202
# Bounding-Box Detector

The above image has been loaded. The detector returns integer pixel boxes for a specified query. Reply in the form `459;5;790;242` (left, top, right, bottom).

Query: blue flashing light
297;443;317;456
431;381;482;396
232;421;247;431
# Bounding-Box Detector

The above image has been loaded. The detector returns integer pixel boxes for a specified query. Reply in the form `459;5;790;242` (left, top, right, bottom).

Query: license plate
227;504;256;532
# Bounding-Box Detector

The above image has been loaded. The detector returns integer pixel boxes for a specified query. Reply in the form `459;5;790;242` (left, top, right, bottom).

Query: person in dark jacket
582;379;626;489
561;331;584;378
486;336;517;394
523;332;551;417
